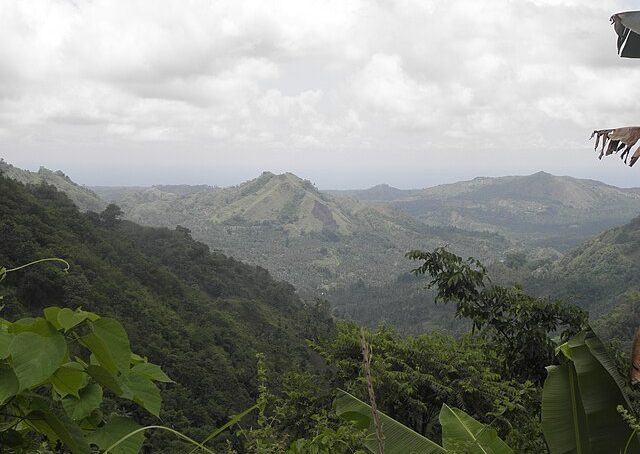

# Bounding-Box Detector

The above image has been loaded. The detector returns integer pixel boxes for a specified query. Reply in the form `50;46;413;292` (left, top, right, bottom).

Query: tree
407;247;587;384
312;321;540;449
100;203;124;226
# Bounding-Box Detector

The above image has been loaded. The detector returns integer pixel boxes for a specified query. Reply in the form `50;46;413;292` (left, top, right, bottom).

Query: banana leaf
542;328;640;454
439;403;513;454
335;389;446;454
542;363;590;454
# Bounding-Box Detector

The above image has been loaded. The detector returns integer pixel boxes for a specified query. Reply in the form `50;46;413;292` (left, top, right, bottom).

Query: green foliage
526;216;640;320
335;389;445;453
0;174;333;451
407;247;587;384
100;204;124;226
328;275;467;336
541;328;640;454
236;355;366;454
241;353;287;454
360;171;640;251
335;389;513;454
593;290;640;347
312;321;539;448
0;258;259;453
0;305;169;453
89;170;512;330
439;404;512;454
0;160;106;212
284;413;366;454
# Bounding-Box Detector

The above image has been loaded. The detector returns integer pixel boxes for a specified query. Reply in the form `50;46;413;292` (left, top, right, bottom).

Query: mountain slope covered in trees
9;162;640;334
0;159;106;212
0;175;333;451
525;214;640;317
331;171;640;250
93;171;511;296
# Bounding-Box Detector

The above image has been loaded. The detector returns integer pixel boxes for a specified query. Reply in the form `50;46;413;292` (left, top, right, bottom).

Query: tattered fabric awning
612;11;640;58
589;14;640;167
590;128;640;167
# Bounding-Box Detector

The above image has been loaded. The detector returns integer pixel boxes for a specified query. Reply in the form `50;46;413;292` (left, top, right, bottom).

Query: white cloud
353;53;440;129
0;0;639;187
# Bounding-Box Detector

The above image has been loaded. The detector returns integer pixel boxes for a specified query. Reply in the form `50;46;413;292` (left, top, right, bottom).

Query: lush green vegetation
0;175;334;451
327;275;466;335
91;171;511;299
0;160;105;213
0;299;171;453
11;162;640;337
525;215;640;317
91;169;640;336
332;171;640;251
4;173;640;453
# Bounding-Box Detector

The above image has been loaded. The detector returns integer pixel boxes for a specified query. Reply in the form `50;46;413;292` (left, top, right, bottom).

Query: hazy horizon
5;157;640;191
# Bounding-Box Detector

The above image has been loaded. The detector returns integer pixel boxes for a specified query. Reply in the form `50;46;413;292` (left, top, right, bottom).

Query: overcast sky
2;0;640;188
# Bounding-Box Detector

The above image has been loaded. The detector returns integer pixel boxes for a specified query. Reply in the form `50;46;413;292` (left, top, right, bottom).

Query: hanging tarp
611;11;640;58
590;127;640;166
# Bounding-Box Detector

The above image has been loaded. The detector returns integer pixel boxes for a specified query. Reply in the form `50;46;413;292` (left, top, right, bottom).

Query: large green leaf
0;363;18;405
81;318;131;374
10;317;58;336
57;308;91;332
63;383;103;421
9;331;66;390
131;362;173;383
335;389;446;454
570;330;640;453
439;403;512;454
582;330;634;408
26;409;91;454
86;364;125;396
88;416;144;454
121;372;161;417
542;364;589;454
50;362;87;398
542;328;640;454
43;306;63;330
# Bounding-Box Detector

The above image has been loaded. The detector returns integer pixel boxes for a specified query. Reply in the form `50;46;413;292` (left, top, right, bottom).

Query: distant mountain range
331;171;640;251
92;171;509;297
6;160;640;332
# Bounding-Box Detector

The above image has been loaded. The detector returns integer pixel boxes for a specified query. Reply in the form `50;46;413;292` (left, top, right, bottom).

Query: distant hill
0;159;106;212
333;172;640;251
327;184;418;202
12;160;640;334
0;174;331;451
526;214;640;315
92;171;511;298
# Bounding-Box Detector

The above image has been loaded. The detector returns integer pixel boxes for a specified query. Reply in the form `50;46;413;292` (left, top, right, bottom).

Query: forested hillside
10;162;640;335
93;171;511;296
332;171;640;251
0;175;333;451
3;174;640;453
525;214;640;319
0;159;106;212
